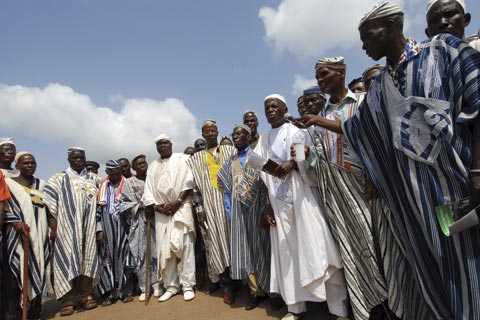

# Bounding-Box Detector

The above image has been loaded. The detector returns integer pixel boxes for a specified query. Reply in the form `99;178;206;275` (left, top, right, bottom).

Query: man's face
316;66;345;94
106;168;123;183
156;140;173;158
363;68;383;89
68;151;86;172
202;125;219;148
85;164;98;174
0;143;16;164
264;99;287;126
16;154;37;177
359;19;390;61
243;113;258;133
232;127;250;151
303;93;326;115
297;99;306;117
119;159;131;175
426;0;469;39
132;157;148;175
349;81;366;93
194;139;206;152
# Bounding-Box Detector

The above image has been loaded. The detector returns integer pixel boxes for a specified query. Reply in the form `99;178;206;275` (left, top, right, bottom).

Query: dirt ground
41;286;337;320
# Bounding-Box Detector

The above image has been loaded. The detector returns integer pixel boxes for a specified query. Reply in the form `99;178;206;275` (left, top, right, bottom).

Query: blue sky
1;0;479;179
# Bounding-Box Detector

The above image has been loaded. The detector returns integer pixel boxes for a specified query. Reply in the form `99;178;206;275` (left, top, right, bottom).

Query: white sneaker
158;289;178;302
183;289;195;301
153;289;163;297
138;293;146;302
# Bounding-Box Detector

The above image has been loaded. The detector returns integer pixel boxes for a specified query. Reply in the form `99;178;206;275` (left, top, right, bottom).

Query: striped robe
217;147;271;292
43;168;101;299
96;177;137;295
187;145;235;280
123;176;158;291
343;34;480;320
5;178;49;304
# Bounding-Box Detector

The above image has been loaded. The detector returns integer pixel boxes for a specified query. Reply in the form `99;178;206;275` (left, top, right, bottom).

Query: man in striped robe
187;120;236;304
96;160;138;304
299;61;428;319
217;124;270;311
43;147;101;317
3;152;49;320
0;167;11;315
124;154;160;302
341;2;480;319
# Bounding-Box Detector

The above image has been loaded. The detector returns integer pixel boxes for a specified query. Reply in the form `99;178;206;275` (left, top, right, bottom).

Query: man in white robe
254;94;348;320
143;134;196;302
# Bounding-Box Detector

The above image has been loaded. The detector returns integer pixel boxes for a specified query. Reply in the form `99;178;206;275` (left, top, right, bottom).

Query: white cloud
259;0;421;59
291;74;316;96
0;83;200;165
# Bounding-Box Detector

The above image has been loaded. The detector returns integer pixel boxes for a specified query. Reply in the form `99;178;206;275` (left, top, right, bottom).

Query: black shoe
245;295;265;310
270;296;285;310
206;282;220;295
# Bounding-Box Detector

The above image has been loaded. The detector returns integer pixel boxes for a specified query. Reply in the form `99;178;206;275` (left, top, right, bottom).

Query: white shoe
281;312;303;320
138;293;146;302
183;289;195;301
158;289;177;302
153;289;163;297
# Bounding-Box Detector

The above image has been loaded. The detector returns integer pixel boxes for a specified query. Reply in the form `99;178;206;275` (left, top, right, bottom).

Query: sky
1;0;479;179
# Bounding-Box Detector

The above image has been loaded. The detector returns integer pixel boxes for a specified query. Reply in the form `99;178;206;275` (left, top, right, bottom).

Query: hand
364;175;380;200
469;174;480;206
96;231;105;246
290;143;310;159
161;200;182;216
198;216;206;229
300;114;323;127
12;222;30;238
154;204;165;213
265;209;276;228
273;160;296;179
49;229;57;243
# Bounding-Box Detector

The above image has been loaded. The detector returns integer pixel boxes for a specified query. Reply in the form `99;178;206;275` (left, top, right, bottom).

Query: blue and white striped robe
343;34;480;320
5;178;49;304
43;168;101;299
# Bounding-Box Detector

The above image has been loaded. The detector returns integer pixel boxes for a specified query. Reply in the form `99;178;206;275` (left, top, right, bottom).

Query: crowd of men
0;1;479;319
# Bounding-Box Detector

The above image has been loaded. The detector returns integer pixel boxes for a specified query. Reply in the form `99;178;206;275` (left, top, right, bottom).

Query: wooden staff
145;212;151;306
22;229;30;320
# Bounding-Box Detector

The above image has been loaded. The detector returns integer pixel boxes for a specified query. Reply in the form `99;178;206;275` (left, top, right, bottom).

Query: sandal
122;294;134;303
83;297;98;310
59;305;75;317
102;297;113;307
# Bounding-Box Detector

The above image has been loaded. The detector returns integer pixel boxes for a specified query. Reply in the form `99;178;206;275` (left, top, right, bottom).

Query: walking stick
145;212;151;306
22;229;30;320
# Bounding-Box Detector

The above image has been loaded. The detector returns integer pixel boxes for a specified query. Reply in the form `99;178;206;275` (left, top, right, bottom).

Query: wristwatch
177;197;185;205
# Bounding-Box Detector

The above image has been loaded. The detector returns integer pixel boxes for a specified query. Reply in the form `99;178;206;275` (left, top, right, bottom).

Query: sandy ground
41;286;338;320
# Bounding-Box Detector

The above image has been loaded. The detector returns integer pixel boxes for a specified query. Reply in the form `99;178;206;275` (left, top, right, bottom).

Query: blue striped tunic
343;34;480;319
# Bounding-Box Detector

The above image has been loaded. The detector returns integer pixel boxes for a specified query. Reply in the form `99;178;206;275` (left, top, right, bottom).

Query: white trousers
161;232;196;292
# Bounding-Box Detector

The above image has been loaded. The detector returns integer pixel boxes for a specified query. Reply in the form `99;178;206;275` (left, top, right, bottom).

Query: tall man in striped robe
3;152;49;320
217;124;271;311
43;147;101;317
187;120;236;304
340;2;480;319
96;160;138;304
299;60;428;319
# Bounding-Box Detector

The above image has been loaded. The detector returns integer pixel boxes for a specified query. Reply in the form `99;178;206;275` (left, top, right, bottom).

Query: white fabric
161;232;196;290
142;153;195;279
154;134;172;143
265;94;287;105
358;2;403;28
427;0;466;13
254;123;347;315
